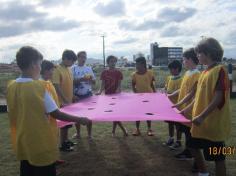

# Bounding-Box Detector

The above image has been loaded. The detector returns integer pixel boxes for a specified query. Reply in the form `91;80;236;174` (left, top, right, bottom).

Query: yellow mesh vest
166;76;182;104
52;65;73;105
191;65;231;141
132;70;154;93
177;71;200;119
7;80;59;166
43;80;59;146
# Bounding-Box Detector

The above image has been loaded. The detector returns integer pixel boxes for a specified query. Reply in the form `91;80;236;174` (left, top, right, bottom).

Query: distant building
117;57;128;67
150;42;183;66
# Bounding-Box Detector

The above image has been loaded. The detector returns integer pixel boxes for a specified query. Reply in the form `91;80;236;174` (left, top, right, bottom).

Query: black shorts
188;137;226;161
20;160;56;176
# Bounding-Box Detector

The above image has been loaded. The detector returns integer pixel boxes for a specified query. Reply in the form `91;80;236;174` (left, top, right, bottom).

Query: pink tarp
58;93;190;128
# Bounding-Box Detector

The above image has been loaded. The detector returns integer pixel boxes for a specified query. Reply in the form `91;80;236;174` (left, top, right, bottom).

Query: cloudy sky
0;0;235;63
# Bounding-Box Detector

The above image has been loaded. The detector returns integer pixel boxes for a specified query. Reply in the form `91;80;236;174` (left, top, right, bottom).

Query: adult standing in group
71;51;95;139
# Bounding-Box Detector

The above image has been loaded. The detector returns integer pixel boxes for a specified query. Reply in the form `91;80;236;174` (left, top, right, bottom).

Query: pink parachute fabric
57;93;190;128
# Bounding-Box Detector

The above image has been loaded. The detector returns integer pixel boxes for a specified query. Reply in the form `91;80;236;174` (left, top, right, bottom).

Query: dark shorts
20;160;56;176
188;137;226;161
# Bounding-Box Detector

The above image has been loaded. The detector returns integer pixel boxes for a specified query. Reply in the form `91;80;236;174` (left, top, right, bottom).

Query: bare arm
151;79;156;92
96;80;105;95
116;80;122;93
179;100;195;117
168;89;180;98
173;83;197;108
50;109;90;125
132;80;137;93
192;90;223;126
53;84;70;104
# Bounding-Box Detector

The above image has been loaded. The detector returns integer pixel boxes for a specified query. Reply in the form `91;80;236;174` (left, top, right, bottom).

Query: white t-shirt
15;78;58;113
71;65;96;96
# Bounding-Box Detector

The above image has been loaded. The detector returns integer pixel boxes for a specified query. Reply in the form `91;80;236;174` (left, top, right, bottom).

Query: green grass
0;99;235;176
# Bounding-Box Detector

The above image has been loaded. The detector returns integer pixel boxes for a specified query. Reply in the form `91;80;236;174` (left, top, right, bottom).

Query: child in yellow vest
41;60;66;165
169;48;200;162
163;60;183;146
131;56;156;136
52;50;81;151
182;38;231;176
7;46;90;176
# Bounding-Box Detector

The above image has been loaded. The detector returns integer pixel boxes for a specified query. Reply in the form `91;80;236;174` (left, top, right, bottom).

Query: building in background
150;42;183;66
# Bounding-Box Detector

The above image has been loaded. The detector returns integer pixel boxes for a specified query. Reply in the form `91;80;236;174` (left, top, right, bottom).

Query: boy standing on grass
181;38;231;176
71;51;95;140
52;50;77;152
7;46;90;176
163;60;183;147
168;48;200;161
96;55;128;137
131;56;156;136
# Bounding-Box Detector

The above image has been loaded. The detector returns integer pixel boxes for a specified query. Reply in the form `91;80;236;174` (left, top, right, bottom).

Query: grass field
0;99;235;176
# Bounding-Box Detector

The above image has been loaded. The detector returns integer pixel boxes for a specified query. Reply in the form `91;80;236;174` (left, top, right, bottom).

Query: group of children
6;37;231;176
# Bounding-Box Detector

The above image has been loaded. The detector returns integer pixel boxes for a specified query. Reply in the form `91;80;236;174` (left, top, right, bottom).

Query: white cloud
0;0;236;63
94;0;126;17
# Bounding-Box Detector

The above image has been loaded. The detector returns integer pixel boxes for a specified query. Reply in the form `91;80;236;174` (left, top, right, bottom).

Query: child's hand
172;104;179;108
159;88;166;94
192;116;204;126
83;74;92;81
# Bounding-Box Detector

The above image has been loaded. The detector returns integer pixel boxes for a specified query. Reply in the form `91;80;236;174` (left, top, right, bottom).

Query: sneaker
72;133;81;139
163;138;174;146
65;140;77;146
60;142;74;152
169;141;182;150
174;149;193;160
132;129;141;136
147;129;154;136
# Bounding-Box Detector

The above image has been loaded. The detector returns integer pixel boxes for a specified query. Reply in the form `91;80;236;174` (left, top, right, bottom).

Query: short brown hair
16;46;43;70
183;48;199;65
77;51;87;58
40;60;55;75
106;55;117;64
195;37;224;62
62;49;77;61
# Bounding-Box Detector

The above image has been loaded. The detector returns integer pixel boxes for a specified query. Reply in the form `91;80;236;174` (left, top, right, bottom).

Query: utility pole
101;35;106;68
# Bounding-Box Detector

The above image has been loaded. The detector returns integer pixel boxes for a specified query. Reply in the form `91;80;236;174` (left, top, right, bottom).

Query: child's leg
132;121;141;136
191;148;207;173
117;121;128;136
169;122;174;137
60;127;68;144
112;121;118;134
74;122;81;138
215;160;226;176
33;162;56;176
147;121;154;136
20;160;33;176
175;123;182;141
136;121;140;130
86;121;92;138
147;120;151;130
